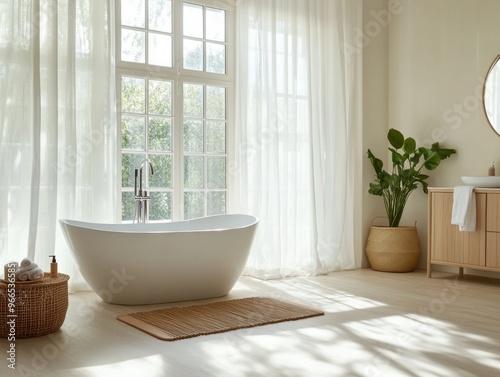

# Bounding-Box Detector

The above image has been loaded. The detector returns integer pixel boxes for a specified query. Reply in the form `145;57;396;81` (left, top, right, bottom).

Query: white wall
360;0;390;268
386;0;500;274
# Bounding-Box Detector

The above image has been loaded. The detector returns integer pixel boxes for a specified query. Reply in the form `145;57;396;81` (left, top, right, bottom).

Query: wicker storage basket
366;226;421;272
0;273;69;338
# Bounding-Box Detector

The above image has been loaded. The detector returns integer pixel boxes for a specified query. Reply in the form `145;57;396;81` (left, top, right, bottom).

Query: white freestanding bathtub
59;214;258;305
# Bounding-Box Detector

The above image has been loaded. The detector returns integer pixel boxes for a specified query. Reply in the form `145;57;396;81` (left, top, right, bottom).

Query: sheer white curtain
0;1;117;291
234;0;361;279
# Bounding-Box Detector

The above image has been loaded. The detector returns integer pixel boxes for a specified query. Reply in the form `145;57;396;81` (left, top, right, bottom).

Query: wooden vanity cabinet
427;188;500;277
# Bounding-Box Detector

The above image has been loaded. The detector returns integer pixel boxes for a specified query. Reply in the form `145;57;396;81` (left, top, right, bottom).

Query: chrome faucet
133;159;154;223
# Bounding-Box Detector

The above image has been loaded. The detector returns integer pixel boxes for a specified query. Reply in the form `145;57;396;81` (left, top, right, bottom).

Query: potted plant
366;128;456;272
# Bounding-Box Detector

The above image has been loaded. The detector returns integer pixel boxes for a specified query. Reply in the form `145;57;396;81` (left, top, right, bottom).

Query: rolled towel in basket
20;257;35;268
15;263;43;281
26;267;44;281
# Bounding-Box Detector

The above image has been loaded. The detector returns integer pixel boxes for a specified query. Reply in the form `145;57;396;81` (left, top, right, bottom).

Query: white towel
16;267;44;281
451;186;476;231
15;262;43;281
20;257;34;268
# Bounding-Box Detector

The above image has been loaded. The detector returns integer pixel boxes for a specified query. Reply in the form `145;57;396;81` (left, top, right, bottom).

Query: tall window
117;0;234;221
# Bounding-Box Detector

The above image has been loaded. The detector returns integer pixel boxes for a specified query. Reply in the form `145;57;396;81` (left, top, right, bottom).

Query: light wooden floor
2;269;500;377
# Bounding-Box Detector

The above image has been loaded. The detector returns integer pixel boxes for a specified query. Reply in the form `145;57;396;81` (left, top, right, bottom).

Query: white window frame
115;0;235;221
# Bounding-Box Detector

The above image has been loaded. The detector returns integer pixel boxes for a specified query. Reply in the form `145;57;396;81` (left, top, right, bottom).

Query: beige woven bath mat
117;297;324;341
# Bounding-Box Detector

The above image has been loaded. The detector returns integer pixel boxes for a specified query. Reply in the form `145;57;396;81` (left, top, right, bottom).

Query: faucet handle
134;169;139;196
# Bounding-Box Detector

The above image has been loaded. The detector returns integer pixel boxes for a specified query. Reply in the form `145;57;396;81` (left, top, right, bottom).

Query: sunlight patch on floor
65;354;167;377
296;326;337;341
197;329;345;376
466;349;500;368
245;276;389;314
344;316;413;344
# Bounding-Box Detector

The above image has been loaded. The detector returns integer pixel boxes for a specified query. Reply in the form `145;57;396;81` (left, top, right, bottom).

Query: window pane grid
149;0;173;33
121;74;174;220
182;2;226;74
119;0;231;222
121;28;173;67
182;81;226;219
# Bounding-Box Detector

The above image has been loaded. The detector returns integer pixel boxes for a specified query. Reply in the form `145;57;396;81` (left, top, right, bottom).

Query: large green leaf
423;154;442;170
367;149;383;176
421;180;429;194
388;128;404;149
368;182;383;196
391;150;405;165
403;137;416;154
418;174;429;180
437;148;457;160
430;143;457;158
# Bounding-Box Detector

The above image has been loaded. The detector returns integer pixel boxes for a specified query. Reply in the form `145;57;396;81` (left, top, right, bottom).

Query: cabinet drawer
486;232;500;268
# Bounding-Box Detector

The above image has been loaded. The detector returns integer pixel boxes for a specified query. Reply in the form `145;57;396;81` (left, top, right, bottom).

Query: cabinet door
487;193;500;232
486;232;500;268
430;192;486;265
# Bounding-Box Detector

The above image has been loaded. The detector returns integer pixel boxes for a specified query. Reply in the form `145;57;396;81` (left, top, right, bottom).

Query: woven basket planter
366;225;421;272
0;273;69;338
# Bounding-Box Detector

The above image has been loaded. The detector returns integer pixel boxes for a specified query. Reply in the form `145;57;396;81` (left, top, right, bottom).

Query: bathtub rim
59;213;259;234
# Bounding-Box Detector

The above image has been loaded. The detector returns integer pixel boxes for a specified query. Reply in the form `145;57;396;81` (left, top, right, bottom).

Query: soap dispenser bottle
49;255;58;278
489;161;496;176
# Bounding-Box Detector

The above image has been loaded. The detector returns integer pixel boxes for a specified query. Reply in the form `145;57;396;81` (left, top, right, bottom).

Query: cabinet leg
459;267;464;276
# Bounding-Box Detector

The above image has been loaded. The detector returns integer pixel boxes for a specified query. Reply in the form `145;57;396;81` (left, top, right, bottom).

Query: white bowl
461;176;500;187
